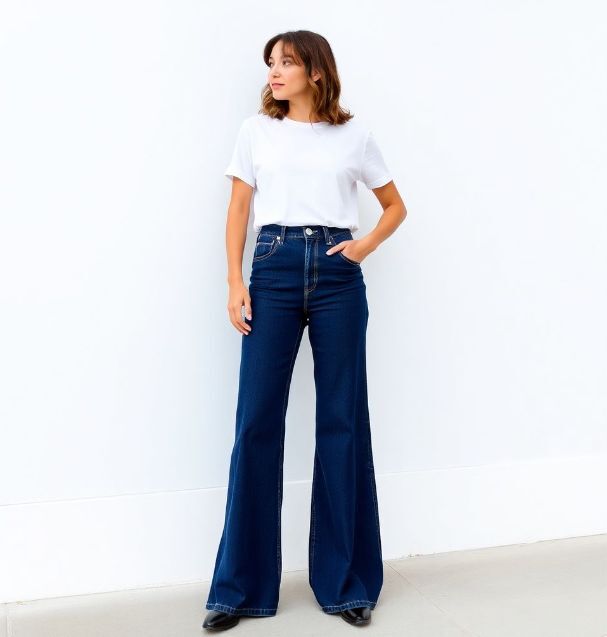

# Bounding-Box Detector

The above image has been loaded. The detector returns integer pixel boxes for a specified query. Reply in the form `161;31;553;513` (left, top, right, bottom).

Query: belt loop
280;225;286;243
322;226;331;245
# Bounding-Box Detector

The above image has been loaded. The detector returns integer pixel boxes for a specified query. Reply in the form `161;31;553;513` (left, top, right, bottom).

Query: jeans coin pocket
253;235;279;262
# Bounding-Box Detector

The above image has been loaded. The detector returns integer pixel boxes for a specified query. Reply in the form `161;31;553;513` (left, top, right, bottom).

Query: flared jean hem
205;599;378;616
205;602;277;616
321;599;377;613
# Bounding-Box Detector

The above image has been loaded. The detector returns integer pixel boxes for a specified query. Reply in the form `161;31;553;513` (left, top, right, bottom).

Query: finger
229;307;250;335
237;315;252;334
237;305;252;333
325;241;345;255
243;298;252;321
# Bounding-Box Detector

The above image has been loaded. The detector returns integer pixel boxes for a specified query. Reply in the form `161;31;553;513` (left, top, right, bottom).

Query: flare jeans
205;224;383;616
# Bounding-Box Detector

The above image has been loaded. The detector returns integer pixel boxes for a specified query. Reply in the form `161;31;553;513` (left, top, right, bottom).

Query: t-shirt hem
364;175;392;189
225;171;255;189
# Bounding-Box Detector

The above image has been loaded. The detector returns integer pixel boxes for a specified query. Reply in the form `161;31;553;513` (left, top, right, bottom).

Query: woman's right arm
226;177;254;335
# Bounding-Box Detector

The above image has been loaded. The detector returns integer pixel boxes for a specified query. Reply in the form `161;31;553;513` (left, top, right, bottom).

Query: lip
271;83;284;87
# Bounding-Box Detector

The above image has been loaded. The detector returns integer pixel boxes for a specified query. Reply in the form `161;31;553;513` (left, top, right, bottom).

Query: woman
203;30;407;631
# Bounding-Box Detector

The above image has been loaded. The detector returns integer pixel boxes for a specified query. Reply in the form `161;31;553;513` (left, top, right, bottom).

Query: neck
286;102;321;123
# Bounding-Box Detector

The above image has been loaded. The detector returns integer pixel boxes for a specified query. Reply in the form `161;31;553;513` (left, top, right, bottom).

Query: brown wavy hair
260;30;354;126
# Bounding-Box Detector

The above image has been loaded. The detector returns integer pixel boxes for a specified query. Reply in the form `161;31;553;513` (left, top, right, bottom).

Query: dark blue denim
205;224;383;616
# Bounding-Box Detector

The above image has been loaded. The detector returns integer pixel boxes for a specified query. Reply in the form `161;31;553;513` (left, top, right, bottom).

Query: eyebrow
269;54;294;61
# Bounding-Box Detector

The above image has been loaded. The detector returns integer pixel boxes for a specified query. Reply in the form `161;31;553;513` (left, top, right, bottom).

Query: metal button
305;227;313;235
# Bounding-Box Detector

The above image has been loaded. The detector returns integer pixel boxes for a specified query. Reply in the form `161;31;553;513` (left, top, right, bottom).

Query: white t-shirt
224;113;392;233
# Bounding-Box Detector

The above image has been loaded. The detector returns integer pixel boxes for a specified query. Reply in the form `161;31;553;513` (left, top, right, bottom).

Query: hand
227;282;253;335
326;239;369;263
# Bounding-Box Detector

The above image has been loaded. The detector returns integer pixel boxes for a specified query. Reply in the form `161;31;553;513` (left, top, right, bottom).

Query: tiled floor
3;534;607;636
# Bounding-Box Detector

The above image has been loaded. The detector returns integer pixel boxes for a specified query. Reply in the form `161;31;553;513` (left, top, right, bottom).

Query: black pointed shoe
339;606;371;625
202;610;240;631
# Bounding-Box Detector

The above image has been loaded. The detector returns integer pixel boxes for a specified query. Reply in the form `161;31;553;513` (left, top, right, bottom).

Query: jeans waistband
258;224;352;244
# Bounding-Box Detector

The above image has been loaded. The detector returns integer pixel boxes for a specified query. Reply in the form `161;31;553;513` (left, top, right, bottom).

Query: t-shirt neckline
283;115;329;127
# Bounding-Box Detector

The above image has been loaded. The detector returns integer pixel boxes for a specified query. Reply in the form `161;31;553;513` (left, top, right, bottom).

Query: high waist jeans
205;224;383;616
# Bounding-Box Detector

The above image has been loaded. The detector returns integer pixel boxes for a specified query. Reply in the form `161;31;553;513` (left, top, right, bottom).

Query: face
267;40;320;101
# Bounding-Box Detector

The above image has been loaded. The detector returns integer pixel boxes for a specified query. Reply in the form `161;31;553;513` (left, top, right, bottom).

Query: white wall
1;0;606;604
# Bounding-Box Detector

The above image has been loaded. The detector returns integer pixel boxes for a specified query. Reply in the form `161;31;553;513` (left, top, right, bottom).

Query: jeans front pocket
329;234;361;266
337;251;361;266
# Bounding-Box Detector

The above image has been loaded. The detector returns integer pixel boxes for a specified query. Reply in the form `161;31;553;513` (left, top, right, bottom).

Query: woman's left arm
326;180;407;263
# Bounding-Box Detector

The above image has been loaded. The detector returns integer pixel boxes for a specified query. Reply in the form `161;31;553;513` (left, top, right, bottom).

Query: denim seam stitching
205;602;277;616
309;448;317;583
303;239;311;311
363;361;382;556
367;430;383;556
277;316;306;579
307;238;319;293
322;600;377;611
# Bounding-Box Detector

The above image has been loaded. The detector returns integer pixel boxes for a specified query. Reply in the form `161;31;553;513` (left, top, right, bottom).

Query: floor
3;534;607;636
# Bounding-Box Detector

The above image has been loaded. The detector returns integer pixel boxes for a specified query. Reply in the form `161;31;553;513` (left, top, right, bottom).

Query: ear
311;68;321;82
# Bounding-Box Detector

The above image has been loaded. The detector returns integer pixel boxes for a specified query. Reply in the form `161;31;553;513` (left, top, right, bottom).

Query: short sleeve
224;119;256;188
359;131;392;189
